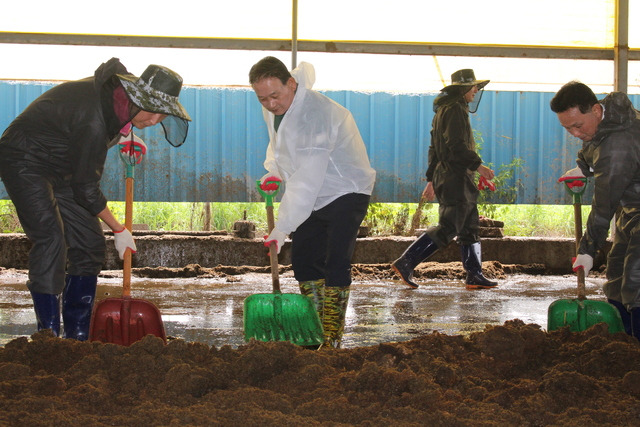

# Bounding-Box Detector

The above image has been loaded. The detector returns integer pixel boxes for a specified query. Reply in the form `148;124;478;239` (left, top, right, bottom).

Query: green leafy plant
0;201;21;232
473;129;525;219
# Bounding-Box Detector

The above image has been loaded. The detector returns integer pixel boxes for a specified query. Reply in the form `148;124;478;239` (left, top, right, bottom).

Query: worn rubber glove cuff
572;254;593;277
113;227;137;260
264;228;286;254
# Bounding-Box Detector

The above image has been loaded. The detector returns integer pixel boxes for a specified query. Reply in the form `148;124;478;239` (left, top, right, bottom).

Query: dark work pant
604;207;640;309
0;164;105;294
291;193;370;287
427;169;480;247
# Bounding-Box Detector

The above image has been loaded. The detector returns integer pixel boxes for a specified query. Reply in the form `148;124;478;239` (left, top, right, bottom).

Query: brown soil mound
100;260;548;281
2;321;639;426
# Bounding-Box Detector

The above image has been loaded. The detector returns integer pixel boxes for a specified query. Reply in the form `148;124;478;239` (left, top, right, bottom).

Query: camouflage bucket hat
117;65;191;121
441;69;489;92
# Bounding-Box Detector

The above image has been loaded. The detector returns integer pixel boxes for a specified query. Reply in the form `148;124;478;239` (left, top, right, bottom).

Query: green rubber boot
322;286;350;348
298;279;326;349
299;279;326;313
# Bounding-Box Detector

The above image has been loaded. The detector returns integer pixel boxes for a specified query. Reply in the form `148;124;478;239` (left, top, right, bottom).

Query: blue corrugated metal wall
0;81;618;204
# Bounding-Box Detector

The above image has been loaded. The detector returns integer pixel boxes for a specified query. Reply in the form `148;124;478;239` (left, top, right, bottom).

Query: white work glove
113;227;137;259
264;228;287;255
118;132;148;164
572;254;594;277
558;166;585;182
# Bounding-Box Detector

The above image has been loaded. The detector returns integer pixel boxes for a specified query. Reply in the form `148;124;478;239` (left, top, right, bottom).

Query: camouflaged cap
117;65;191;147
441;69;489;93
117;65;191;121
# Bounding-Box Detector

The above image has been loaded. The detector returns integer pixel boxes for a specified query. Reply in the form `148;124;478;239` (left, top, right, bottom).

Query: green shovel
243;179;323;346
547;176;624;333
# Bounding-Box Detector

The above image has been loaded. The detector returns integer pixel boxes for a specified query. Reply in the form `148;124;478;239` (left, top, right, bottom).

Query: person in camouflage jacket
552;81;640;339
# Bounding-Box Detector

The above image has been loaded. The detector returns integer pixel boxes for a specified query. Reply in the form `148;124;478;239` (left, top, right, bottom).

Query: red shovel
89;135;166;345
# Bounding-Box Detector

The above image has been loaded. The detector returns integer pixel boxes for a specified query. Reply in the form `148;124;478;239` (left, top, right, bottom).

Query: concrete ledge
0;232;607;275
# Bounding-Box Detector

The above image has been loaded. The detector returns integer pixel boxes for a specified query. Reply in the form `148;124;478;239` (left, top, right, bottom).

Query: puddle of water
0;273;607;348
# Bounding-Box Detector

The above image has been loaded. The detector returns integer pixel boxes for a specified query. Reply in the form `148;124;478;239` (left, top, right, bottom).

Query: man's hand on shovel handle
572;254;593;277
264;228;286;255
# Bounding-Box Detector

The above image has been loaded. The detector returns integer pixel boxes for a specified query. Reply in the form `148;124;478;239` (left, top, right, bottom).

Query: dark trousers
0;164;105;294
604;207;640;308
428;170;479;247
291;193;370;287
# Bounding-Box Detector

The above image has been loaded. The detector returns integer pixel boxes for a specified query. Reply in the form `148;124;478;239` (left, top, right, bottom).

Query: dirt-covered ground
2;322;640;426
106;259;545;281
1;263;637;426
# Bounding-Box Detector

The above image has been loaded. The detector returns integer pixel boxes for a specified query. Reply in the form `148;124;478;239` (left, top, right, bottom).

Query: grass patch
0;200;588;238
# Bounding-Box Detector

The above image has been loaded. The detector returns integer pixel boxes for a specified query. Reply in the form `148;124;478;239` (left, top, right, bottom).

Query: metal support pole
612;0;629;242
614;0;629;93
291;0;298;70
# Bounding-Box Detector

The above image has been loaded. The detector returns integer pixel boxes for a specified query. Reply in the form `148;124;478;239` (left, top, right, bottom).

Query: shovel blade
89;297;166;346
243;293;324;346
547;299;625;333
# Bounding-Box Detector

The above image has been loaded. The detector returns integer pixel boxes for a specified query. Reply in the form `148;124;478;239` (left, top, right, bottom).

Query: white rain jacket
261;62;376;235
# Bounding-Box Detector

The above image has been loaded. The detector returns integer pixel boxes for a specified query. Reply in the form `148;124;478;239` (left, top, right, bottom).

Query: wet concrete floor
0;270;607;348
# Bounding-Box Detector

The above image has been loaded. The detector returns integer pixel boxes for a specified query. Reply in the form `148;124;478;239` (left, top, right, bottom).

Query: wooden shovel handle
266;204;281;292
573;202;582;249
122;177;134;298
574;202;586;300
577;268;586;300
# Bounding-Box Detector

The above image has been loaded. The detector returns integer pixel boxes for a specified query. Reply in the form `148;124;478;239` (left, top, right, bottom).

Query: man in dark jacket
0;58;191;340
392;69;497;290
551;81;640;339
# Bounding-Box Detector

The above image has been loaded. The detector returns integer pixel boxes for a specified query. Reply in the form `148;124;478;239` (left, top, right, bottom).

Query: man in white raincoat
249;56;376;348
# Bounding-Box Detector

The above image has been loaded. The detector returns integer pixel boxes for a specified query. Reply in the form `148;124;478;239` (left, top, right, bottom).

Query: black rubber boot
461;243;498;290
391;233;439;289
30;291;61;336
62;275;97;341
632;308;640;342
608;299;632;335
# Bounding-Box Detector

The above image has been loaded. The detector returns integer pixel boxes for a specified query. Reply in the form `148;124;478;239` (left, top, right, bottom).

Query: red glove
562;179;585;190
478;176;496;191
260;176;282;193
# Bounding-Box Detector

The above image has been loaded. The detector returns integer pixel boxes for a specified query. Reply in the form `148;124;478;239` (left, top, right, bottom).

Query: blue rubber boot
62;275;97;341
632;308;640;342
391;233;439;289
608;299;632;335
461;243;498;290
30;291;61;336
